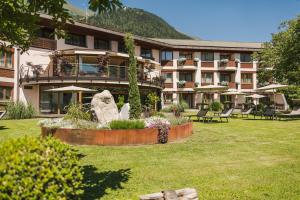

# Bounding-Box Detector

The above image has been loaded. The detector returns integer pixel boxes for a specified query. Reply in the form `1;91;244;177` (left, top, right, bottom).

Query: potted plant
177;57;187;66
177;80;186;88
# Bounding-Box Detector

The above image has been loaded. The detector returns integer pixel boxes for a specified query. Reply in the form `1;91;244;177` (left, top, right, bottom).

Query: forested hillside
68;5;191;39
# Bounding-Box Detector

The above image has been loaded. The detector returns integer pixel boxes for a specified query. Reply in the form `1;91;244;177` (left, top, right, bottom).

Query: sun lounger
187;109;209;121
241;108;253;118
278;108;300;120
0;111;6;119
203;108;234;123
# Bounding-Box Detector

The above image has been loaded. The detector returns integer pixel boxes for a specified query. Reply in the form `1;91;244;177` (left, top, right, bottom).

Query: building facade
1;14;270;114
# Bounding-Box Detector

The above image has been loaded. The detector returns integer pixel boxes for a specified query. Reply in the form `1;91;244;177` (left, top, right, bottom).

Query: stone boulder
119;103;130;120
91;90;119;125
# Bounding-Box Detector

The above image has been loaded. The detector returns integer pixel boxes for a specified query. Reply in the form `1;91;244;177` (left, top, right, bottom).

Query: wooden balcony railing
31;38;57;50
218;82;237;89
201;61;214;68
241;62;253;68
219;60;237;68
241;83;253;89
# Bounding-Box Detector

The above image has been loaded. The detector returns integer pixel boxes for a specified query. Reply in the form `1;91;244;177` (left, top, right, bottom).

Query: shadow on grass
0;126;9;131
81;165;131;200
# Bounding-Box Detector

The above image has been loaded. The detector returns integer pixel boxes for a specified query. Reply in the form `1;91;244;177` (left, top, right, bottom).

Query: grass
0;117;300;199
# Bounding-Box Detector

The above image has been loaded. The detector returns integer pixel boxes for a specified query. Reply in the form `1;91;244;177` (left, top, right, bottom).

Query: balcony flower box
177;57;187;66
220;59;229;64
220;81;229;86
177;81;186;88
193;58;200;62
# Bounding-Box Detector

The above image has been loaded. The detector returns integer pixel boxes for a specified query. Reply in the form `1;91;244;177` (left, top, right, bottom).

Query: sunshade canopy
194;85;228;92
246;94;265;99
221;91;246;95
256;84;288;91
45;85;97;92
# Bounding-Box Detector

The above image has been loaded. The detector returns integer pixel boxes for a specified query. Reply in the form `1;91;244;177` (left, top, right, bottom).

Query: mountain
66;3;192;39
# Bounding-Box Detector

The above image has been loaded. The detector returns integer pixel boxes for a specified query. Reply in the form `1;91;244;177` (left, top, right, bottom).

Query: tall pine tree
125;33;142;119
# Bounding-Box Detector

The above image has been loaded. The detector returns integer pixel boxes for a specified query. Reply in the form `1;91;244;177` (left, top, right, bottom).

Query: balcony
218;82;237;89
241;83;253;89
177;81;196;89
241;62;253;68
218;60;237;70
161;60;173;67
201;61;214;68
31;38;57;50
20;64;163;89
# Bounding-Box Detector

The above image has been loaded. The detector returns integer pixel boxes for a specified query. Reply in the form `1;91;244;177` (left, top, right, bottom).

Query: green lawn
1;118;300;199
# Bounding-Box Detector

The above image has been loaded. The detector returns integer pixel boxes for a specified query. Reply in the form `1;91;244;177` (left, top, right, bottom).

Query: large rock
119;103;130;120
91;90;119;125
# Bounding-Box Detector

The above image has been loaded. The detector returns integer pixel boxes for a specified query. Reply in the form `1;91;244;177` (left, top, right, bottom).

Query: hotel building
1;14;287;114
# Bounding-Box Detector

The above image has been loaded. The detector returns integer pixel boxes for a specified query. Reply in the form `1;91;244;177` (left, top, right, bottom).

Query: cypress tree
125;33;142;119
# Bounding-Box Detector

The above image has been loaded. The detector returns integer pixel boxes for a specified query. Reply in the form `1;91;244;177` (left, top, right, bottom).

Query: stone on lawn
119;103;130;120
91;90;119;125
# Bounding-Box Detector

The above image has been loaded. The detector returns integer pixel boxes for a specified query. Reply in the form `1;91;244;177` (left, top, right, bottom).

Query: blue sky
68;0;300;42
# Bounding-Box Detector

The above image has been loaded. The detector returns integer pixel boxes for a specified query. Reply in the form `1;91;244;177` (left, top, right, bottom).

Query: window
108;66;118;79
118;42;127;53
201;73;213;84
164;93;173;103
94;39;110;50
161;51;173;61
79;55;98;75
201;52;214;61
0;87;12;101
57;56;77;76
65;33;86;47
240;53;252;62
179;73;193;82
141;48;152;59
241;73;253;84
37;27;55;39
163;73;173;83
0;49;14;69
179;51;193;60
220;74;231;82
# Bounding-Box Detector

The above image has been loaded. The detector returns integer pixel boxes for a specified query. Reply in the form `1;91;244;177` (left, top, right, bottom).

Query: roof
40;14;263;52
151;38;262;51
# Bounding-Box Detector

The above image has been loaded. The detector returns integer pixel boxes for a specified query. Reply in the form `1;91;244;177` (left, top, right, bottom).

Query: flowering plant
145;117;171;143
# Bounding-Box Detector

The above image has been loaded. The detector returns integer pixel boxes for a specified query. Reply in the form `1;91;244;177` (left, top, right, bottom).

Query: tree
253;15;300;86
147;92;160;111
0;0;122;53
124;33;142;119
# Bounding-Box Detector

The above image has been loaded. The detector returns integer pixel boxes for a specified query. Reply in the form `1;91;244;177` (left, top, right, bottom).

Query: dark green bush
64;103;91;122
116;95;125;110
209;101;223;112
109;120;145;129
6;101;36;119
0;137;83;199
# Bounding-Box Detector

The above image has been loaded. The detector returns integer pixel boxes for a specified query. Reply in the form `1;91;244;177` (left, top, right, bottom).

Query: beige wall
152;49;160;62
19;85;39;111
111;41;118;52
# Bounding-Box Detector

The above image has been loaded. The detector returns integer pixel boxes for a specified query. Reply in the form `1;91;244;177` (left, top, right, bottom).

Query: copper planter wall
42;122;193;146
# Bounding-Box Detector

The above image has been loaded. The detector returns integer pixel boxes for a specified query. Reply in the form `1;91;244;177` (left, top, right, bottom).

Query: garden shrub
109;120;145;130
39;118;106;130
145;117;171;144
179;100;189;111
64;103;91;122
209;101;223;112
0;137;83;199
168;116;190;125
116;95;125;110
6;101;36;119
152;111;166;118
